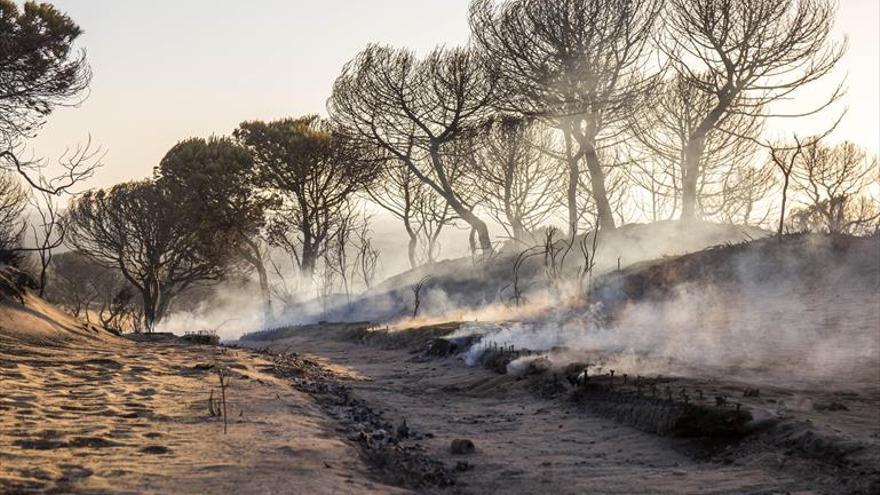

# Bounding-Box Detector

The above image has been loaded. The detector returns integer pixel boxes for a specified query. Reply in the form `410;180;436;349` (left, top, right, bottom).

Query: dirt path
0;337;405;494
247;328;838;495
4;326;874;494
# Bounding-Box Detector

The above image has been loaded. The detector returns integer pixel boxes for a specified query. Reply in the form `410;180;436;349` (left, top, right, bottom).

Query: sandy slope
0;295;404;494
0;294;117;347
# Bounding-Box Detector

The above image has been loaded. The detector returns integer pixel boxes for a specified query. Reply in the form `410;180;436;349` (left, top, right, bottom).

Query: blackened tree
467;115;559;242
153;137;274;321
234;116;379;277
67;180;230;331
790;141;879;234
471;0;663;233
0;0;97;193
629;73;763;220
663;0;845;221
329;45;497;253
365;158;456;268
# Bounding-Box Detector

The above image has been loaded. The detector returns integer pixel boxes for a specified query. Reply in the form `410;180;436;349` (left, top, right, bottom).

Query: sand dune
0;284;404;494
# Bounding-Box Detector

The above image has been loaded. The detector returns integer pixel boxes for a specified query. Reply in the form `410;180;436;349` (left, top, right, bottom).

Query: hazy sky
30;0;880;189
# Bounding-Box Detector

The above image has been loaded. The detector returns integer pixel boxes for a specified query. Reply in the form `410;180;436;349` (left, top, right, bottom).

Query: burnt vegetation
0;3;878;494
0;0;874;336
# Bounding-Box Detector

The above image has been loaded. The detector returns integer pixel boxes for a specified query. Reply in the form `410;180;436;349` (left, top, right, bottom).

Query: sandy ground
2;291;876;494
0;335;405;494
240;324;880;495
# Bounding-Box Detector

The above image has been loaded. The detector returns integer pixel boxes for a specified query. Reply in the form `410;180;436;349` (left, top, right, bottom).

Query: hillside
437;233;880;385
274;221;769;325
0;266;118;346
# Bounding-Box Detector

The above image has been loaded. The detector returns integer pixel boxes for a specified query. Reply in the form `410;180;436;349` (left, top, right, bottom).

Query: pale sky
30;0;880;189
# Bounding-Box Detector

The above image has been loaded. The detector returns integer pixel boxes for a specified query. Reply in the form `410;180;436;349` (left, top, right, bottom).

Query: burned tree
575;154;630;229
26;190;66;297
467;116;559;242
329;45;496;254
413;193;456;265
471;0;663;233
67;181;231;331
0;0;98;194
577;222;600;301
354;219;380;291
366;159;455;268
629;74;762;220
321;210;384;300
769;136;810;236
46;251;140;329
325;206;358;305
542;227;575;296
718;162;778;227
663;0;846;221
506;244;543;307
766;132;843;236
235;116;378;278
411;276;431;318
0;171;27;265
97;283;139;331
625;157;677;222
154;137;274;322
790;142;879;234
315;251;339;317
46;251;100;320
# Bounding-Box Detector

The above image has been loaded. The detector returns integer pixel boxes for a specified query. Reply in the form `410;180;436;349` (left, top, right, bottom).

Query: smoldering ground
457;234;880;388
158;226;878;394
164;222;766;336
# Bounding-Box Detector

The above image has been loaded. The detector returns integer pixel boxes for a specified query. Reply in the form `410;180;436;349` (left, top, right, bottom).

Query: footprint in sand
140;445;172;455
13;438;68;450
18;467;54;481
57;464;94;482
67;437;128;448
78;358;124;370
133;388;158;397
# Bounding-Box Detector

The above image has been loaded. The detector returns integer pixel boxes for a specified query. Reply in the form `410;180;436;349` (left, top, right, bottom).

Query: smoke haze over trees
0;0;876;333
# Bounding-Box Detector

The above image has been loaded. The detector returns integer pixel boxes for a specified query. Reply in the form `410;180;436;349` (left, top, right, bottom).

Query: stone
450;438;475;455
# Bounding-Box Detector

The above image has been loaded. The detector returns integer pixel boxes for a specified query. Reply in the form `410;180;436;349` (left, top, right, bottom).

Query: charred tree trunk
241;238;273;323
563;129;580;238
425;147;493;254
567;120;615;232
37;262;49;298
468;227;478;257
508;213;526;243
460;208;492;255
404;217;419;269
255;260;271;322
680;136;706;222
583;146;616;231
778;169;793;236
141;286;159;334
300;237;318;279
566;158;580;239
680;94;731;222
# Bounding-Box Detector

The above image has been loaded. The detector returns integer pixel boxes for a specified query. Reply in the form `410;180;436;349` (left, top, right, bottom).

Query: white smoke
448;250;880;388
156;284;268;340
